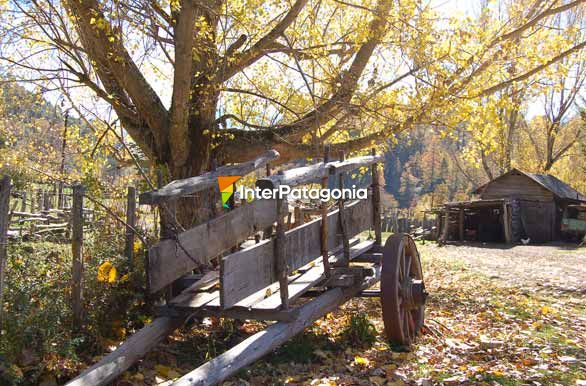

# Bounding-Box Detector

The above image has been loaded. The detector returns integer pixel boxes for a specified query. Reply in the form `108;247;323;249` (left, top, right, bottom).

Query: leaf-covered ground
119;242;586;386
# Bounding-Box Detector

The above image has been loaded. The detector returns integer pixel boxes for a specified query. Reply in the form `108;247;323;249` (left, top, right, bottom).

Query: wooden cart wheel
381;233;427;347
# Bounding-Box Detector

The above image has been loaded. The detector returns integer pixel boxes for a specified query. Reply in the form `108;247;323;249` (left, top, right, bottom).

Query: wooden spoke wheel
381;234;427;347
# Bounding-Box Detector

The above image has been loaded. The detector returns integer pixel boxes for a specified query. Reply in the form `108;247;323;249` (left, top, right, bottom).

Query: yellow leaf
133;240;142;254
354;356;370;367
97;261;113;282
108;266;117;283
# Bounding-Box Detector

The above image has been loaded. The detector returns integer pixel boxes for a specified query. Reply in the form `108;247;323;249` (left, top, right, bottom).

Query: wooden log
220;199;372;308
257;162;327;190
327;154;384;174
257;154;384;190
140;150;279;205
71;184;84;328
125;187;137;267
172;266;381;386
64;316;183;386
0;176;11;328
151;198;287;293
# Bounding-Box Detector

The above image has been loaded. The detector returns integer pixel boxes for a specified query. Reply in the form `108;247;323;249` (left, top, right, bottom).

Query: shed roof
474;168;586;202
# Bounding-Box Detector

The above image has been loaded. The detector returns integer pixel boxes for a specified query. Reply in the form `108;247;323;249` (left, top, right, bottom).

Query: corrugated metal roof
474;168;586;202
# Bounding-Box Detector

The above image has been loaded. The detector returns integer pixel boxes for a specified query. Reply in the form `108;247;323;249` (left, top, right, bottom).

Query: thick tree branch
215;0;309;83
65;0;169;156
476;40;586;97
271;0;393;141
169;1;198;169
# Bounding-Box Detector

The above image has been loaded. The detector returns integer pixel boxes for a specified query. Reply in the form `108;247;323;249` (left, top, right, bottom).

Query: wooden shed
439;169;586;244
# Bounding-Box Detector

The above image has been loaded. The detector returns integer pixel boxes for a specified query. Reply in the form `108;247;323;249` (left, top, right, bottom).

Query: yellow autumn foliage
97;261;118;284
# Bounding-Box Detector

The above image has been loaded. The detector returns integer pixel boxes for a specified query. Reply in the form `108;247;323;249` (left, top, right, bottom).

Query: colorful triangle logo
217;176;242;208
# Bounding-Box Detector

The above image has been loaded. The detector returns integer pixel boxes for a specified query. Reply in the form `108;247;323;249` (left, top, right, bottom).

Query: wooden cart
66;150;427;386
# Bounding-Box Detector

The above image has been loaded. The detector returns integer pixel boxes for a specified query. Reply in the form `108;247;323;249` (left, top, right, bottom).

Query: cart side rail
147;198;287;293
219;197;373;308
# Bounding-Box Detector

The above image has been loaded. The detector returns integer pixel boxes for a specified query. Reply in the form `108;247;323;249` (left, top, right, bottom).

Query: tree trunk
165;92;219;230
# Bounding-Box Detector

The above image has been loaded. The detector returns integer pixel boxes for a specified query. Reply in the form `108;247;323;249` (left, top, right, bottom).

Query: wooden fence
0;177;139;329
380;208;438;240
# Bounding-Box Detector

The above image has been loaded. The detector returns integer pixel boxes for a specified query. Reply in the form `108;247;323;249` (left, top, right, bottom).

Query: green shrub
340;313;377;347
0;222;151;384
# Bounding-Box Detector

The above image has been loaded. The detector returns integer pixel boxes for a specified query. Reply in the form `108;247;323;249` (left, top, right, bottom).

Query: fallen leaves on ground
117;243;585;385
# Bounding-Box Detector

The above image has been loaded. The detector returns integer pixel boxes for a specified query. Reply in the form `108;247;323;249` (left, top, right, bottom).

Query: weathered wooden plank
171;291;219;309
327;154;384;175
331;239;376;266
253;263;325;310
125;186;136;266
169;271;219;306
140;150;279;205
257;162;326;190
220;198;372;308
257;154;384;190
371;149;382;245
149;199;286;293
274;196;289;308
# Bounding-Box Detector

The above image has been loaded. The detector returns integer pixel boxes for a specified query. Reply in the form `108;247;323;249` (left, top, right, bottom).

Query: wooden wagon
67;150;427;386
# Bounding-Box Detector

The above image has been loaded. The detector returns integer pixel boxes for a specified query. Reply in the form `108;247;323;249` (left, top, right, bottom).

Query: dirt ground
422;242;586;293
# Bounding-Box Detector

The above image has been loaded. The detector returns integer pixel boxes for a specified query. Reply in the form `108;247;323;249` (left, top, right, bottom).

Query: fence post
336;151;350;266
125;186;137;268
71;184;84;328
275;195;289;309
263;164;273;240
0;176;11;329
21;191;27;212
320;146;331;278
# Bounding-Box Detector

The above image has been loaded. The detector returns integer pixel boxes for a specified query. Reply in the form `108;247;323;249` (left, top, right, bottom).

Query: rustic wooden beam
321;146;331;278
371;149;382;245
327;154;384;174
257;153;384;190
336;151;350;266
150;198;287;293
125;186;136;267
140;150;279;205
274;196;289;309
64;316;183;386
220;199;372;308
